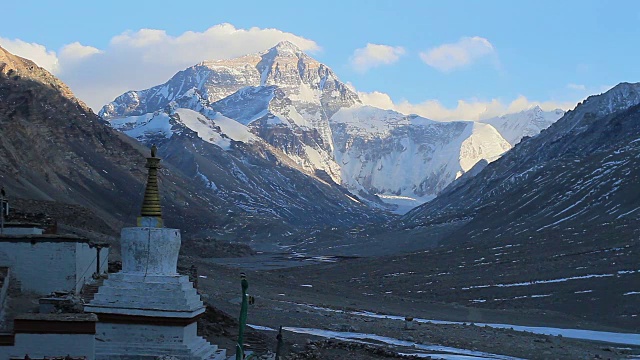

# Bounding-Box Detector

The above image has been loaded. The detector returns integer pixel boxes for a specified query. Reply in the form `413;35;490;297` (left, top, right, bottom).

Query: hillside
404;82;640;235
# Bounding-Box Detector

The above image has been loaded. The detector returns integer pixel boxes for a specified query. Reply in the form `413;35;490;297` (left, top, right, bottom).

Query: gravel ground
190;255;639;360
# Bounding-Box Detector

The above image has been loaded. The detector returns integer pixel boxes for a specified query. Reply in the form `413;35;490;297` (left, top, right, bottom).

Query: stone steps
95;337;226;359
101;277;196;290
94;286;200;299
191;337;218;358
92;289;201;303
87;275;204;312
80;277;104;303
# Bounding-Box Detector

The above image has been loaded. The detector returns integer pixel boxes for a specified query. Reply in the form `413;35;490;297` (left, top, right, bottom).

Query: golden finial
137;145;163;227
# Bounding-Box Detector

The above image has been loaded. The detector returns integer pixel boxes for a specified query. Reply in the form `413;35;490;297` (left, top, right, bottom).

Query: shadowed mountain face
0;45;150;229
0;46;384;241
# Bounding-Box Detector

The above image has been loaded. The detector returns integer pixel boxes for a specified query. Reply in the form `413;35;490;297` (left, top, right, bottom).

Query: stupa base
94;321;227;360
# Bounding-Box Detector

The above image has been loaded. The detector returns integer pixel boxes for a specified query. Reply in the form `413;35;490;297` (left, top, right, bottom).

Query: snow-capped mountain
108;104;386;245
404;82;640;233
101;41;562;212
110;105;258;151
480;106;565;146
330;105;511;211
316;83;640;330
101;41;356;183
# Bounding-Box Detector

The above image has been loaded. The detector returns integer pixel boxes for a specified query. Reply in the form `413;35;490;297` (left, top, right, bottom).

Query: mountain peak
268;40;303;56
0;45;84;107
0;45;35;75
606;82;640;96
576;81;640;117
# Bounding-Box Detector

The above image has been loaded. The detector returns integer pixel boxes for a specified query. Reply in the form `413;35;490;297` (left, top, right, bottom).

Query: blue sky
2;0;639;119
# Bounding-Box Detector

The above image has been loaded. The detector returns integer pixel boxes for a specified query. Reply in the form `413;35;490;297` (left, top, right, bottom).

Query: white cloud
59;42;102;62
0;37;59;74
359;90;576;121
567;83;586;91
419;36;496;72
0;23;319;110
350;43;405;72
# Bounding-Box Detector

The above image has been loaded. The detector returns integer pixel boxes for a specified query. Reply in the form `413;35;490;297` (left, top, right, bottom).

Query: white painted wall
96;321;197;344
1;228;43;235
76;242;95;293
0;333;95;360
121;227;180;275
0;241;76;294
0;268;10;323
0;240;108;295
94;322;220;358
99;246;109;276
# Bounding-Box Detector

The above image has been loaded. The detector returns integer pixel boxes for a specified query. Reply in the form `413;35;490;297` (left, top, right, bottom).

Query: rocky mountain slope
480;106;565;146
404;82;640;233
0;46;381;242
0;45;152;230
110;104;382;229
101;42;562;212
371;84;640;325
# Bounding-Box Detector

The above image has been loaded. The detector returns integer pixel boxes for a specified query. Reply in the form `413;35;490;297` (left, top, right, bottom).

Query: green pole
236;273;249;360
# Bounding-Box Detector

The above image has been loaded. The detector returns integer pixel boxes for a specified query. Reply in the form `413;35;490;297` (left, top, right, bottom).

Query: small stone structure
0;205;107;358
84;146;226;359
0;313;98;359
0;234;108;295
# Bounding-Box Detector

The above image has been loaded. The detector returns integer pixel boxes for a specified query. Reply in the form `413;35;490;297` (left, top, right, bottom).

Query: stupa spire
137;145;163;227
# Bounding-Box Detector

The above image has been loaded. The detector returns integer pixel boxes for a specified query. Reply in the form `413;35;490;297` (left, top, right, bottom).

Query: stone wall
0;237;108;295
0;240;76;294
1;333;95;359
0;314;97;360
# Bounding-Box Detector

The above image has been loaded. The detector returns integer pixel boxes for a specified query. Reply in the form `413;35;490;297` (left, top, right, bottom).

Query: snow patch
287;303;640;346
110;112;173;140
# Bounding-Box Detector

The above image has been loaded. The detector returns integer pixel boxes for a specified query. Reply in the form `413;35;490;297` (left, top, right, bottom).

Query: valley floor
192;254;640;360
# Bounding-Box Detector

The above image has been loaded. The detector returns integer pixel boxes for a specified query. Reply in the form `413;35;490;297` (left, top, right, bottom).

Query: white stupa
85;146;227;359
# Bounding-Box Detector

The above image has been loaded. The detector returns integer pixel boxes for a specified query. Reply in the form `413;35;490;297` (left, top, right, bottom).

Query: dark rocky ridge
0;46;148;230
403;83;640;238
